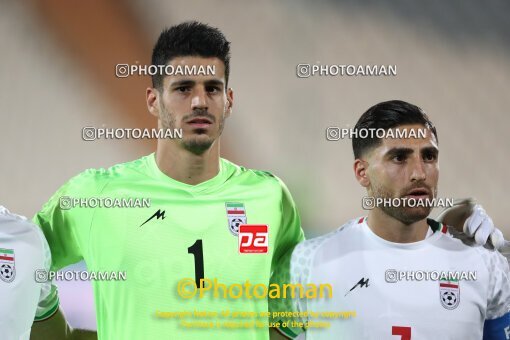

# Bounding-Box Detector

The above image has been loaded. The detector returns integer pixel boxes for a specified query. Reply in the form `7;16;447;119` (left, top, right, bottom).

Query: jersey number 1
188;239;204;287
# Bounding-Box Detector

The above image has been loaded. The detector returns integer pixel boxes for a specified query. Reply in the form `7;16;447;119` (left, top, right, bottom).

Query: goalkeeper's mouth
186;117;213;129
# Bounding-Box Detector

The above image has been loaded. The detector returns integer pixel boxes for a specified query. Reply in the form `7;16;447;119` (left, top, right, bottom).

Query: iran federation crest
226;202;247;235
0;248;15;283
439;278;460;310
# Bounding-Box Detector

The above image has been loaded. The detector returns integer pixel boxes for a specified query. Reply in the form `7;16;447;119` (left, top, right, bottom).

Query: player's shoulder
1;205;37;232
61;154;151;194
221;158;287;189
0;206;47;248
76;154;149;179
222;158;277;179
437;223;509;272
469;244;510;273
292;218;361;264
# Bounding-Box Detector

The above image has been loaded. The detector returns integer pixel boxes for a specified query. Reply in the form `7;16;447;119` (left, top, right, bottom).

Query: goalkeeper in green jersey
30;21;304;340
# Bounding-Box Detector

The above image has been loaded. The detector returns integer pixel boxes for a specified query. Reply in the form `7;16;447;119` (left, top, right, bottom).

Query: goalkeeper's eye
175;86;191;93
422;149;438;162
205;85;221;94
392;153;406;163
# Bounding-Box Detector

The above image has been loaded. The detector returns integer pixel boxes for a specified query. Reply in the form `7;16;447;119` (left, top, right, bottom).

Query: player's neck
366;209;429;243
155;140;220;185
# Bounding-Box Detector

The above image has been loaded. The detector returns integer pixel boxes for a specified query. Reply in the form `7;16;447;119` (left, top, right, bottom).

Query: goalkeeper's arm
31;308;97;340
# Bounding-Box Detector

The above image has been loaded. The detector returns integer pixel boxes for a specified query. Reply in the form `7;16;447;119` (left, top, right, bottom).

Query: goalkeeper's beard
159;104;226;155
370;184;435;225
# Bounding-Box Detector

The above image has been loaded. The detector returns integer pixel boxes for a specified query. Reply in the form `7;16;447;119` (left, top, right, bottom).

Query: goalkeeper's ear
435;198;475;233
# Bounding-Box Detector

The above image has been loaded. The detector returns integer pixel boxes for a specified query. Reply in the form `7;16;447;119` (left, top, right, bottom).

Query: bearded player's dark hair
352;100;438;159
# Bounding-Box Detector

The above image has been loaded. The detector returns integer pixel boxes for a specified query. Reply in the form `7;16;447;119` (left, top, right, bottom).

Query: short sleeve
34;228;59;321
269;245;306;339
486;251;510;320
271;177;305;273
482;249;510;339
32;169;106;271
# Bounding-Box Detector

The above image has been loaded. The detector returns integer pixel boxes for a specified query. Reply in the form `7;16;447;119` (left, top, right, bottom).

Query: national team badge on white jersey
439;278;460;309
0;247;15;283
225;202;247;235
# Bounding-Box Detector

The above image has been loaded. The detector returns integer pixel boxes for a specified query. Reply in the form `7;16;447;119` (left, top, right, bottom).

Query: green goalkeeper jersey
33;153;304;340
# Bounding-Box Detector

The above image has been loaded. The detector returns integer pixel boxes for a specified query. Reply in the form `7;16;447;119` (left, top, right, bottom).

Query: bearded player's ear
354;159;370;188
146;87;161;118
225;87;234;117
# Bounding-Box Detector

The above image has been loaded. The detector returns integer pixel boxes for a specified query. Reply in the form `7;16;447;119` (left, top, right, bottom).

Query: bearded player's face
157;56;233;155
365;124;439;224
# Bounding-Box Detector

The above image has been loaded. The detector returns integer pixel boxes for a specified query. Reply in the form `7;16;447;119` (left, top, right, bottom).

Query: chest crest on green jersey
225;202;247;236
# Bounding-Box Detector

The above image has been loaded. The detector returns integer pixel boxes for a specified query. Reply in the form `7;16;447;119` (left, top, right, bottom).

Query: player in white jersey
0;206;57;339
272;217;509;339
269;100;510;340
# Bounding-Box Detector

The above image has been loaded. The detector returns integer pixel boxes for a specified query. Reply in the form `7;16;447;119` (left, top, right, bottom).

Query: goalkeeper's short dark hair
151;21;231;89
352;100;438;159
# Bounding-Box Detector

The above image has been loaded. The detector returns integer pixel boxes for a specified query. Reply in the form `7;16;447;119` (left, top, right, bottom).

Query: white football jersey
0;206;58;340
270;217;510;340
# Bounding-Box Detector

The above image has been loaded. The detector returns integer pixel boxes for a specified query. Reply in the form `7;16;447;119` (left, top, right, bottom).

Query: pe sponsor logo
239;225;269;254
